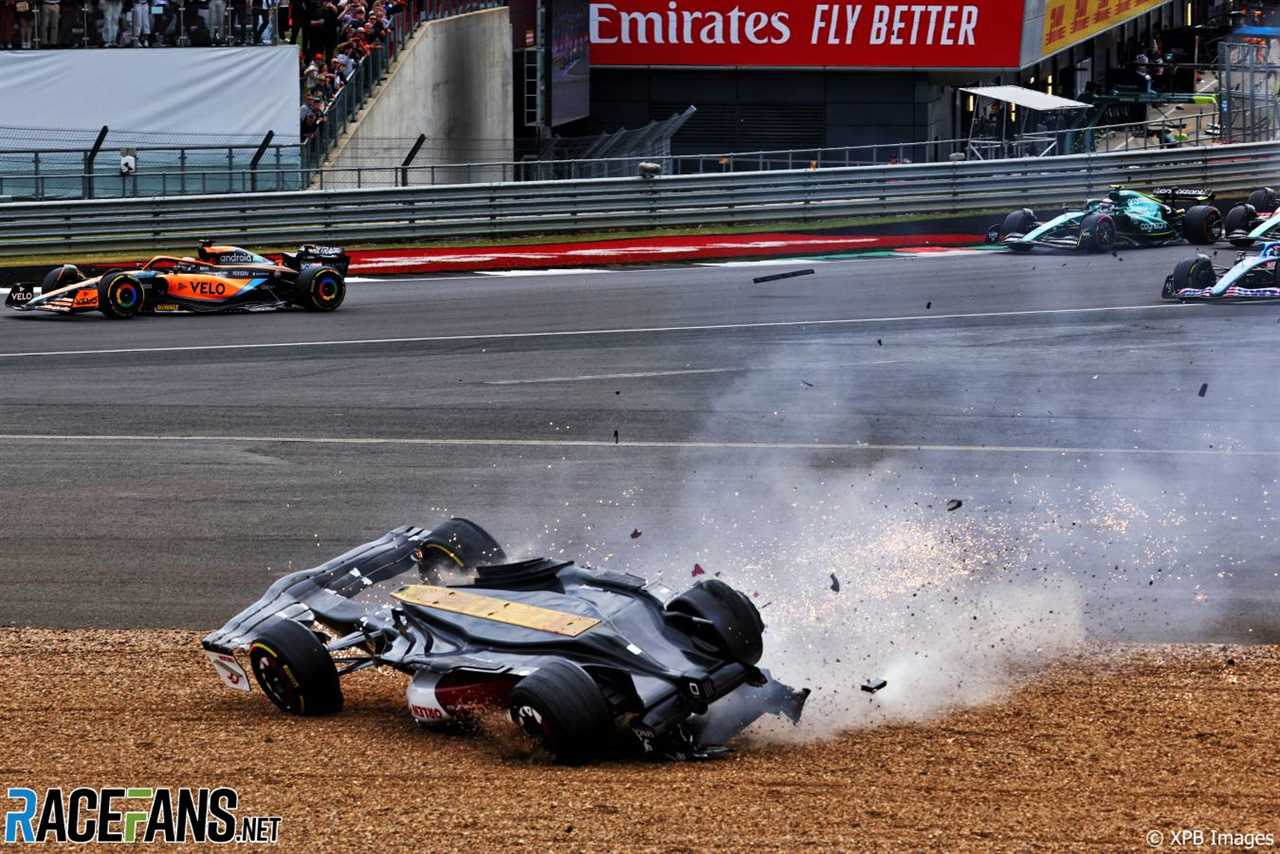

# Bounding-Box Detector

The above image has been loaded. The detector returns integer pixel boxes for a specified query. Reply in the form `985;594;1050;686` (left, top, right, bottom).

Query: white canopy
959;85;1091;111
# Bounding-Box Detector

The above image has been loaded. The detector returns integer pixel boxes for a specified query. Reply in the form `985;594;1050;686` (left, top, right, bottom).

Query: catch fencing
0;108;1255;202
1;139;1277;258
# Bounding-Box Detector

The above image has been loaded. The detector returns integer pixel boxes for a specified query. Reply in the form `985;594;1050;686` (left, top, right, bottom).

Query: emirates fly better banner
589;0;1025;67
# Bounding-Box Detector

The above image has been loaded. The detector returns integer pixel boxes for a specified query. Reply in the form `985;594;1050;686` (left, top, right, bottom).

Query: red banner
589;0;1025;67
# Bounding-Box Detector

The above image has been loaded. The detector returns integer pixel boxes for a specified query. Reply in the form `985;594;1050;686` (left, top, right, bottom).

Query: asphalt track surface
2;246;1278;639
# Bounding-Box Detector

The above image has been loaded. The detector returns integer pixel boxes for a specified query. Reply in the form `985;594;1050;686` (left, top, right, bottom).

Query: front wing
1172;284;1280;300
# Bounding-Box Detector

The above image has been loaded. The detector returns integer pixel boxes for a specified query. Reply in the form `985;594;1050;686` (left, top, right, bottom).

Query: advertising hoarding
550;0;592;124
1041;0;1170;57
589;0;1025;68
0;46;300;144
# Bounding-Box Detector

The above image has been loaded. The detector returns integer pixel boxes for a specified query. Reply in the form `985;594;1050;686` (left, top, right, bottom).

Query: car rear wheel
666;578;764;666
295;266;346;312
97;273;145;319
1247;187;1278;213
999;208;1038;240
1182;205;1222;244
248;618;343;716
1080;212;1116;252
1170;255;1216;297
509;659;613;765
415;517;507;582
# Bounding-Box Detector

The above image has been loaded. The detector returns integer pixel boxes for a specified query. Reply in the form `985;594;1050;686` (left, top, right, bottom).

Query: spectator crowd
296;0;403;140
1;0;400;52
1;0;279;48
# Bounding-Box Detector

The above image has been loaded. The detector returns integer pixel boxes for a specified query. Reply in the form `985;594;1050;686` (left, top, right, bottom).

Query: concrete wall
327;8;513;185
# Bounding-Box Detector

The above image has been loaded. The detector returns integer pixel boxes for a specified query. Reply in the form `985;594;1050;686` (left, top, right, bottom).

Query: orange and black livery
6;241;350;319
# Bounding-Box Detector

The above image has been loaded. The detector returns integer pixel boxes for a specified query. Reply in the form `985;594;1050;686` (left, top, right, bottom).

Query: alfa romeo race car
1222;186;1280;247
1162;242;1280;301
5;241;348;318
987;187;1222;252
202;519;809;764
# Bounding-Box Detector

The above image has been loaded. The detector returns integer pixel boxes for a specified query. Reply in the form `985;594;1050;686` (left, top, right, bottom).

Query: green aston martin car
987;186;1223;252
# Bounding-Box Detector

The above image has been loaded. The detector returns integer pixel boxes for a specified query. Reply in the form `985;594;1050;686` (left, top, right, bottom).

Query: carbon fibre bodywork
202;522;808;761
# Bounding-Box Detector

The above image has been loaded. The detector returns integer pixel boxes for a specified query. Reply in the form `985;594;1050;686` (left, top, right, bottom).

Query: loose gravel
1;629;1276;851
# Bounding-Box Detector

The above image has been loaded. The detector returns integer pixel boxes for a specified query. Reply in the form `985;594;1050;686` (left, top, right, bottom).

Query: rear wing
1153;187;1214;203
282;244;351;276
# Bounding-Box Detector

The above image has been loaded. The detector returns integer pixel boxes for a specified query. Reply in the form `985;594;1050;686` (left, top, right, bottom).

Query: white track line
478;268;607;277
0;302;1196;359
0;432;1270;457
696;259;826;268
484;368;737;385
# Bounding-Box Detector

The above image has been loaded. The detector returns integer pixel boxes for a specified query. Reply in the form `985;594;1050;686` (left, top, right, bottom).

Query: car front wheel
248;618;343;716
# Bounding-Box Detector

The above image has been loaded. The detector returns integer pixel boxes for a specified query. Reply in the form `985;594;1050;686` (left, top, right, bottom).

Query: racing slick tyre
1080;212;1116;252
41;264;84;295
97;272;145;319
1247;187;1278;213
509;659;613;765
666;578;765;667
1168;255;1216;299
1182;205;1223;245
1224;204;1257;246
295;266;346;312
999;208;1038;240
248;618;343;716
415;517;507;582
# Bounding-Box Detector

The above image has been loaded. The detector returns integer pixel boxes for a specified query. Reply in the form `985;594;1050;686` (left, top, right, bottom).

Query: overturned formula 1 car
5;240;348;318
202;519;808;764
987;187;1222;252
1162;241;1280;301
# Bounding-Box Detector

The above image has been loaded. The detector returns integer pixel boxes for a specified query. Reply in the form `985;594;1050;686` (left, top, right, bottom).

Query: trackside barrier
0;141;1277;258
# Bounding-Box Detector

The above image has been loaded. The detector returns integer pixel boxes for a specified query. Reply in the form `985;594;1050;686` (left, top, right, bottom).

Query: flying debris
630;529;642;539
1198;383;1208;398
752;269;814;284
861;679;888;694
946;499;963;512
692;563;706;577
829;573;840;593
